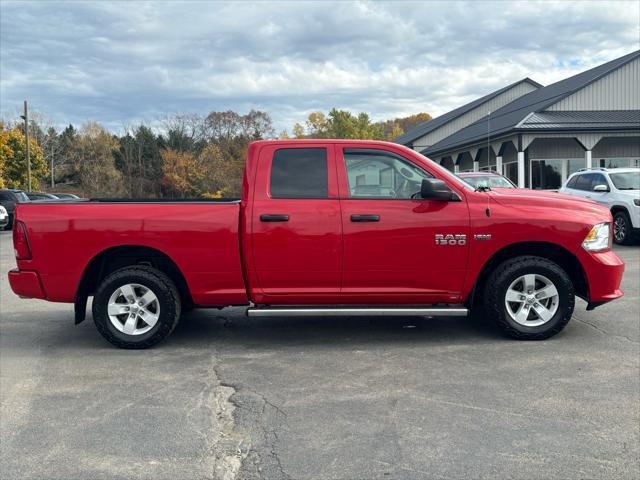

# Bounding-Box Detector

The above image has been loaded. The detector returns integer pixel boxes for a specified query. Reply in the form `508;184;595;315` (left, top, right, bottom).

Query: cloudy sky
1;0;638;133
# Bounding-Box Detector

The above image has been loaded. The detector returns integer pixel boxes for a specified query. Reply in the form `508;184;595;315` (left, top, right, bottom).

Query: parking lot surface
1;230;638;480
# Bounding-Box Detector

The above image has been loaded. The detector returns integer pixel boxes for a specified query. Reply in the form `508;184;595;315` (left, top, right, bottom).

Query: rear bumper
577;248;624;306
7;269;46;299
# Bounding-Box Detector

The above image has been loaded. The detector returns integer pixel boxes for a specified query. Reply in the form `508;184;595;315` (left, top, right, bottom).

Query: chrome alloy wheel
107;283;160;335
614;216;626;242
504;274;559;327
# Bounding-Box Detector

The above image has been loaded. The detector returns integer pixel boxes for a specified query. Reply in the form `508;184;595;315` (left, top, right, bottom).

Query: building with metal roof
394;50;640;189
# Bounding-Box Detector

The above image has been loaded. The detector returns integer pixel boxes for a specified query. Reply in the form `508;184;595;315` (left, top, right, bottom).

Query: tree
160;113;207;153
293;109;385;140
115;125;163;197
73;122;124;197
379;113;432;139
292;123;305;138
57;124;79;183
161;144;239;198
386;122;404;141
161;148;196;198
0;125;49;190
305;112;328;137
198;143;243;197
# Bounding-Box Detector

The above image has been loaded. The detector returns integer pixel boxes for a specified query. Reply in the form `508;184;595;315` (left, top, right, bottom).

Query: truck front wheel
484;256;575;340
92;266;181;349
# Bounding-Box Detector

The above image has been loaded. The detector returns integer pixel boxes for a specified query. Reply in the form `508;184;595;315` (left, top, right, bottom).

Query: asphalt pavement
1;230;638;480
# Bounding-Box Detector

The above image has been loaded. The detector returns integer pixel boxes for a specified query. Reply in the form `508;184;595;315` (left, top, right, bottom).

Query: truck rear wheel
484;256;574;340
92;266;181;349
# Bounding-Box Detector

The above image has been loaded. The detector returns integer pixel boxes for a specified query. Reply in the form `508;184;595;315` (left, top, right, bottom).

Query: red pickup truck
8;140;624;348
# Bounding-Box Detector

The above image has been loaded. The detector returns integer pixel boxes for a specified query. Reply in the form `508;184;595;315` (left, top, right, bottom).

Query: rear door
336;145;470;304
250;144;342;302
566;173;594;199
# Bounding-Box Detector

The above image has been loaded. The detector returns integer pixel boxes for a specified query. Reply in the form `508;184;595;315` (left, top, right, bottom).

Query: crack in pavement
204;360;251;480
574;316;639;345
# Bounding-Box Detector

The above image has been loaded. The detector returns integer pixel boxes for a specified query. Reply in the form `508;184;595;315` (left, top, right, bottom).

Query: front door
250;144;342;303
336;146;470;304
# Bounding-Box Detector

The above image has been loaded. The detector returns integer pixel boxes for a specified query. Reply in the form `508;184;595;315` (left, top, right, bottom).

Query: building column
454;164;460;173
473;160;479;172
561;159;568;185
496;156;503;174
517;151;525;188
585;150;592;169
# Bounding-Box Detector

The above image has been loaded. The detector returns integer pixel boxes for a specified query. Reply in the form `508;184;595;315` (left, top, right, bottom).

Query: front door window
344;150;432;199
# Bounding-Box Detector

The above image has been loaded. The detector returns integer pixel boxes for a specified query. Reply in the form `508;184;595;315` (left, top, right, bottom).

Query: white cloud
1;0;638;132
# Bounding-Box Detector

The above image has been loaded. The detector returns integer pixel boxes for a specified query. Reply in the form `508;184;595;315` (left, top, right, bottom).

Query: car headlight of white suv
582;222;611;252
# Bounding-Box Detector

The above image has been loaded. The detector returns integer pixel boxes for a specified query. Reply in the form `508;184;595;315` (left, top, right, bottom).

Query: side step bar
247;307;468;317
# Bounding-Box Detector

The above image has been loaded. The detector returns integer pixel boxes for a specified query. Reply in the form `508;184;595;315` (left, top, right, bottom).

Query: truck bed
13;202;248;306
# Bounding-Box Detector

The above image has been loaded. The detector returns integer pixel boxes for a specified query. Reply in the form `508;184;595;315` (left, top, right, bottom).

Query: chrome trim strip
247;307;468;317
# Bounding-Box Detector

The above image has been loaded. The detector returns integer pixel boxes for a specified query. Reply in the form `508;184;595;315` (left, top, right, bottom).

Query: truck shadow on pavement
167;310;506;349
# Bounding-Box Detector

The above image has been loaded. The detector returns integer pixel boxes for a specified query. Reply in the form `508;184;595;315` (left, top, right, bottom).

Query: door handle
351;214;380;222
260;214;289;222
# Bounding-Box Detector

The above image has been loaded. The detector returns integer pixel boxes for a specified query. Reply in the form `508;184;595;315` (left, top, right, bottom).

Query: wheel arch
75;245;192;324
470;241;588;307
610;205;630;217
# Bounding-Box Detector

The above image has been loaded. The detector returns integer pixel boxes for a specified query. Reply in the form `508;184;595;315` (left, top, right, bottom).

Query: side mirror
593;184;609;192
421;178;457;201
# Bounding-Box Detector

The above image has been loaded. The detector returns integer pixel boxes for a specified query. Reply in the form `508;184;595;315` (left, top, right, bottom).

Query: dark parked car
457;171;516;189
0;189;30;229
25;192;59;201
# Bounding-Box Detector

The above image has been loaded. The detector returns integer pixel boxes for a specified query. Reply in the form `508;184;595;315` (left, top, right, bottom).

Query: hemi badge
474;234;492;241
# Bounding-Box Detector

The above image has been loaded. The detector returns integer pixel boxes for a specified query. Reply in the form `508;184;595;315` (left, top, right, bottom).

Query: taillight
13;221;32;260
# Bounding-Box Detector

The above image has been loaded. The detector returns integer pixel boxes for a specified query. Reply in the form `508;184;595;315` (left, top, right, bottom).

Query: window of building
503;162;518;185
344;149;432;199
270;148;328;198
531;159;563;190
599;158;639;169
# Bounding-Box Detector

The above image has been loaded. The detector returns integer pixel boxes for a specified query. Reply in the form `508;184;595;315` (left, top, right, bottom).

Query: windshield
609;171;640;190
15;191;30;202
461;175;515;189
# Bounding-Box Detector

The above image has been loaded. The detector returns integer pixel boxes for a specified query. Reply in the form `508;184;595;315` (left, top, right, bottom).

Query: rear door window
270;148;328;199
566;176;578;189
574;174;593;191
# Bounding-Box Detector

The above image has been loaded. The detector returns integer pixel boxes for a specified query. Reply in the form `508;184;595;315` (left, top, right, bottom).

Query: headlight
582;222;611;252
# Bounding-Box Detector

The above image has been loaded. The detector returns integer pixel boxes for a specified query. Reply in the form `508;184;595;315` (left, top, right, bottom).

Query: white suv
559;167;640;244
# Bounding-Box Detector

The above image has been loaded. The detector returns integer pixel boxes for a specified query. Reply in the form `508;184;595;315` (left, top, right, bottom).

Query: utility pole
20;100;32;192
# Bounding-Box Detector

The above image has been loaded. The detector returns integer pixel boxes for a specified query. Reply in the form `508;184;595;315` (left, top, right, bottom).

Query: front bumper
576;248;624;307
8;269;46;299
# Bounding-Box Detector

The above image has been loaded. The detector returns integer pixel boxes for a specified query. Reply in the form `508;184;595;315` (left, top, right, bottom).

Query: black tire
484;255;574;340
613;211;634;245
92;266;181;349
